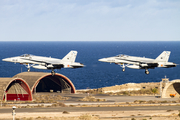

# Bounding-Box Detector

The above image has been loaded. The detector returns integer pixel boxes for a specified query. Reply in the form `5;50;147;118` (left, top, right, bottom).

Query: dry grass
78;114;99;120
133;99;180;104
12;115;100;120
107;88;159;96
0;94;68;106
4;115;180;120
78;95;106;102
77;89;102;94
0;94;67;108
33;94;69;103
77;88;159;96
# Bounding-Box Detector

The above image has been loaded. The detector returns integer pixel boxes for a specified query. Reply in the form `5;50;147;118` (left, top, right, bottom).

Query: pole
4;89;6;102
12;106;16;120
160;81;162;98
13;112;15;120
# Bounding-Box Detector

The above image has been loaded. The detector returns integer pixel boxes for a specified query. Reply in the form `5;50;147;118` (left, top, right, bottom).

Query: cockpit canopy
116;54;128;57
20;54;34;57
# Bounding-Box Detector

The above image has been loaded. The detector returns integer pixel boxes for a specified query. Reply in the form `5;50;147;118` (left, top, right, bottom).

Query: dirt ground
1;81;180;120
0;110;180;120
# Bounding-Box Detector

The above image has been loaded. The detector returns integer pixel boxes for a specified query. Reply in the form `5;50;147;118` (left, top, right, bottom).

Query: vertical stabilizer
62;51;77;63
155;51;171;62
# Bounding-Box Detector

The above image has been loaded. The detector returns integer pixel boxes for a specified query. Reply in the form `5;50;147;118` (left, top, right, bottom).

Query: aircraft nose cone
98;58;107;62
2;58;11;62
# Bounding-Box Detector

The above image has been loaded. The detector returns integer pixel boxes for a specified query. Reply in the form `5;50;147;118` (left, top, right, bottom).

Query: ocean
0;41;179;89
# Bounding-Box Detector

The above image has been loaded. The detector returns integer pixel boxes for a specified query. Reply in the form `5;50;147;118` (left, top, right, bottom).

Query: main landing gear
119;63;150;75
145;69;149;75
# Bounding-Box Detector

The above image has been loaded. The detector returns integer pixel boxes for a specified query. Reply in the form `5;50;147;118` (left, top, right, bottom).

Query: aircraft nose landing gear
25;63;34;72
51;69;55;76
120;63;127;72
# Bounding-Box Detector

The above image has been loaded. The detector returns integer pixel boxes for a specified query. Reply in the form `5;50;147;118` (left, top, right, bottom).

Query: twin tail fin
62;51;77;63
155;51;171;62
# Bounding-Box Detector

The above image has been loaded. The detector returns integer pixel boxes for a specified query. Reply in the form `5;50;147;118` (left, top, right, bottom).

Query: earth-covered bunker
0;78;32;101
13;72;76;94
0;72;76;101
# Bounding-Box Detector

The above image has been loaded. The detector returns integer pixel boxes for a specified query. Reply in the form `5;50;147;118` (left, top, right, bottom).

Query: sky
0;0;180;41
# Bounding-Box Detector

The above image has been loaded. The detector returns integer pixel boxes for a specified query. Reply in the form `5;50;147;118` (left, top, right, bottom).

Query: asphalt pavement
60;93;179;104
1;93;179;114
1;106;180;113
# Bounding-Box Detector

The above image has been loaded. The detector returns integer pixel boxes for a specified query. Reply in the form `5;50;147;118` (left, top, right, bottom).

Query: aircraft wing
45;59;61;65
115;56;156;64
122;58;158;67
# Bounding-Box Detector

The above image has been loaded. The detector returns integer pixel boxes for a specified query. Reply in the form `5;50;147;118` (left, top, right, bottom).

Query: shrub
178;111;180;117
151;88;158;94
63;111;69;114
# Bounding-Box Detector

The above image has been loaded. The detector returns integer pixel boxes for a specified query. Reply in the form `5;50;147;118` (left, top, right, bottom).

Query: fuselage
3;54;61;65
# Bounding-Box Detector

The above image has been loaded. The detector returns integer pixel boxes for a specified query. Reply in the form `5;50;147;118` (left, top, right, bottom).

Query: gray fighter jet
2;50;84;75
99;51;176;74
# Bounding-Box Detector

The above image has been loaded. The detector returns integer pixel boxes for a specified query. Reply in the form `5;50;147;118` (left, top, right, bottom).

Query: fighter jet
2;50;84;75
98;51;176;74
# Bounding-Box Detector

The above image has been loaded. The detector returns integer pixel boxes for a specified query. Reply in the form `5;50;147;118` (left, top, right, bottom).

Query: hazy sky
0;0;180;41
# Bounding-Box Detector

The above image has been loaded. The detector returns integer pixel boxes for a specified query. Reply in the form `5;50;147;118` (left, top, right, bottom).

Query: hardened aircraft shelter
161;79;180;98
0;72;76;101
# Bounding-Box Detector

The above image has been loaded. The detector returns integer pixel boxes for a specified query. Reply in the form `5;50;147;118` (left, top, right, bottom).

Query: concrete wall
162;79;180;98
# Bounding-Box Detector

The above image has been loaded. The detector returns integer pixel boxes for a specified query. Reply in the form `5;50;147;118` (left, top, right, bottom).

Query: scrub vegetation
78;95;106;102
77;88;159;96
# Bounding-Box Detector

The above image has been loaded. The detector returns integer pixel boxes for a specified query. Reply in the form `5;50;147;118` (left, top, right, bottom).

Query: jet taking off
2;51;84;75
99;51;176;74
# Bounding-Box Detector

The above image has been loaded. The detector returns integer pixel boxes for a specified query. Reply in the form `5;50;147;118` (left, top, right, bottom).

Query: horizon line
0;40;180;42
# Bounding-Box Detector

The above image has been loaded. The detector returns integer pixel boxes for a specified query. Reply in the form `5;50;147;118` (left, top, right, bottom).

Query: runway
1;94;180;119
1;105;180;113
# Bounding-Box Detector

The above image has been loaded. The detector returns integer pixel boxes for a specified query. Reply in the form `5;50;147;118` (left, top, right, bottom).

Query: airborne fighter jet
2;50;84;75
98;51;176;74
